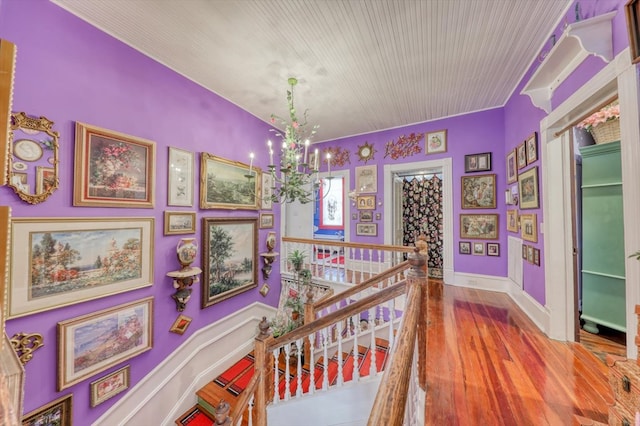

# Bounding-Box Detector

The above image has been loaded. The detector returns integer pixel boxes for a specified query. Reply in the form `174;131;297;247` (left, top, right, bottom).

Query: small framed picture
90;365;130;407
375;213;381;220
259;283;270;297
625;0;640;64
164;211;196;235
520;213;537;243
355;164;377;193
486;243;500;257
351;213;357;220
22;394;73;426
356;223;377;236
517;142;527;170
359;211;373;222
525;132;538;164
506;149;518;184
506;209;519;233
259;212;275;229
356;195;376;210
425;129;447;154
472;242;485;255
168;147;194;207
533;248;541;266
522;244;528;260
464;152;492;173
169;314;192;335
527;245;534;264
459;241;471;254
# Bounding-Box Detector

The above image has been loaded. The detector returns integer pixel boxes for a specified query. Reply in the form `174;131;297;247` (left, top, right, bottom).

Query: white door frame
541;48;640;358
383;158;454;283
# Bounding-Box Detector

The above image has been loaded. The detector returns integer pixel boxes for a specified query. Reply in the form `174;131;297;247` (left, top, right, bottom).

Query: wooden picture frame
626;0;640;64
518;166;539;209
525;132;538;164
459;241;471;255
472;242;485;256
506;209;519;233
533;248;540;266
9;217;154;319
22;394;72;426
425;129;447;154
168;147;194;207
460;214;499;240
57;296;153;391
516;142;527;170
261;172;274;210
201;217;258;308
200;152;260;210
356;223;378;237
164;211;196;235
520;213;538;243
461;173;496;209
169;314;192;335
527;245;534;264
359;211;373;222
464;152;492;173
259;212;274;229
355;164;377;193
356;195;376;210
506;149;518;184
522;244;528;260
486;243;500;257
73;122;156;208
90;365;130;407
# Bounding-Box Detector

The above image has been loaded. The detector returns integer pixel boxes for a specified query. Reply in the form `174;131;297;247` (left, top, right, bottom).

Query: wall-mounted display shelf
521;11;616;113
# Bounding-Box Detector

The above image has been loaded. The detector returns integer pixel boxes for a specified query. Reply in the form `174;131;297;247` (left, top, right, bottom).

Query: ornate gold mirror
8;112;59;204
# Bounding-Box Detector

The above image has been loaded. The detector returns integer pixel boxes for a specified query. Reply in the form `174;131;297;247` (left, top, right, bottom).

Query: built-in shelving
521;11;616;113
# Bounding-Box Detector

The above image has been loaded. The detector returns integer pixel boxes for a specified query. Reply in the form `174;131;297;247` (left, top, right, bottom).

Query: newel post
407;246;428;390
254;316;271;426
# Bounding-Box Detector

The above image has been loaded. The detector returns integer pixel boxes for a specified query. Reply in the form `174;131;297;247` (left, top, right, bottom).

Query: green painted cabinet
579;141;626;333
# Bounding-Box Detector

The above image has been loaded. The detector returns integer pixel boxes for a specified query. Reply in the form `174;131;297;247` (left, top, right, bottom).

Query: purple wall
0;1;281;423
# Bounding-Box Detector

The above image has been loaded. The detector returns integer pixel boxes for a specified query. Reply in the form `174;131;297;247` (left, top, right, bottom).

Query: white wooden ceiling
51;0;572;142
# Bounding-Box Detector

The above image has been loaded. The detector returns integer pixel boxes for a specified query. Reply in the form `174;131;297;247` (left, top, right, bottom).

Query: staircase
189;339;390;425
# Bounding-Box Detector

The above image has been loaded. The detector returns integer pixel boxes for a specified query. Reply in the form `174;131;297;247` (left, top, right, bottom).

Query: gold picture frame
425;129;447;154
520;213;538;243
506;209;519;233
22;394;72;426
90;365;130;407
57;297;153;391
356;195;376;210
74;122;156;208
9;217;154;319
461;173;496;209
259;212;275;229
0;39;16;187
164;211;196;235
518;166;539;209
169;314;193;335
200;152;261;210
460;214;499;240
506;149;517;184
355;164;377;193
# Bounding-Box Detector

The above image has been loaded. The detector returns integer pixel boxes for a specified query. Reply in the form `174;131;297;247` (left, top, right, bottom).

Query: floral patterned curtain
402;175;443;278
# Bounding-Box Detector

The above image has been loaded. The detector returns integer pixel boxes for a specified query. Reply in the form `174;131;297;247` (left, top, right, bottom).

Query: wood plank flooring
425;282;615;425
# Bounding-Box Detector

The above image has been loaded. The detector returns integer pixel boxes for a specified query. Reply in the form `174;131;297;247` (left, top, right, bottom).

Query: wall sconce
259;232;279;280
167;238;202;312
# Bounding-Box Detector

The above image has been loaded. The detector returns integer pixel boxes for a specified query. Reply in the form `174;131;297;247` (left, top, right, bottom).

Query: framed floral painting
425;129;447;154
90;365;130;407
22;394;72;426
74;122;156;208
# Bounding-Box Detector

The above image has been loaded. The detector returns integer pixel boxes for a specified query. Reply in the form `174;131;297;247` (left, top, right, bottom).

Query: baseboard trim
93;303;276;426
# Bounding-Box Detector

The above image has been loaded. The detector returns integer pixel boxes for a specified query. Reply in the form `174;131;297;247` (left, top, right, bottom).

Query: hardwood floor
425;282;615;425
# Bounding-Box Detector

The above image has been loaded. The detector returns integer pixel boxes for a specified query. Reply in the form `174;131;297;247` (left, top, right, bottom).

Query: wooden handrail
230;370;261;425
282;236;412;253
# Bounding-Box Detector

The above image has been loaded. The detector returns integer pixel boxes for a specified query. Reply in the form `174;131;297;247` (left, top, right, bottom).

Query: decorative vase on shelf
176;238;198;269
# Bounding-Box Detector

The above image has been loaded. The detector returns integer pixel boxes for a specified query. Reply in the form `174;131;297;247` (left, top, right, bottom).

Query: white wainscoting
93;302;275;426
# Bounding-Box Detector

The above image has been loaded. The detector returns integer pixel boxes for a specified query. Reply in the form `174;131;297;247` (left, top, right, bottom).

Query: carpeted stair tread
213;353;254;388
227;365;255;396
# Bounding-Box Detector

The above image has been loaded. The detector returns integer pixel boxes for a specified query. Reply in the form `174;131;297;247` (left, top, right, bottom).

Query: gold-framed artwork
425;129;447;154
0;39;16;187
359;211;373;222
520;213;538;243
57;296;153;391
90;365;130;407
525;132;538;164
518;166;539;209
168;146;194;207
516;142;527;170
472;242;485;256
356;195;376;210
22;394;72;426
73;122;156;208
461;173;496;209
506;149;518;184
506;209;519;233
200;152;261;210
460;214;499;240
0;207;8;341
169;314;192;335
201;217;258;308
259;212;275;229
164;211;196;235
356;223;377;236
9;217;154;319
355;164;377;193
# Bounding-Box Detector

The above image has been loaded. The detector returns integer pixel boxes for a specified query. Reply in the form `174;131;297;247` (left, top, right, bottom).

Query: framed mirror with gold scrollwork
357;141;376;164
7;112;59;204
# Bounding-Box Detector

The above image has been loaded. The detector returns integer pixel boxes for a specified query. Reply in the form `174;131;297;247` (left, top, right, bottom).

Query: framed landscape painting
164;211;196;235
57;296;153;390
9;217;154;319
22;394;72;426
200;152;260;210
201;217;258;308
73;122;156;208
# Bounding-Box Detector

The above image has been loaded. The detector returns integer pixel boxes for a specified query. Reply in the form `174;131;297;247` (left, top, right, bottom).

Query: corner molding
521;11;616;113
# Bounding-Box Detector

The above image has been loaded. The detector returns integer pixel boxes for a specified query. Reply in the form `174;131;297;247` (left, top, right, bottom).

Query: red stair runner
213;354;253;387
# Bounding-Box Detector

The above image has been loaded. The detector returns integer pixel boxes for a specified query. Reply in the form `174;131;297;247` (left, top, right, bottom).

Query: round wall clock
14;139;43;162
357;142;376;163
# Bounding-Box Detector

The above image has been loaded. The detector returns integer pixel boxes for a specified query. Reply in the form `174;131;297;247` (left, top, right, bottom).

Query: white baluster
272;348;280;403
322;327;329;390
295;338;303;397
352;313;360;381
309;332;316;395
284;343;291;400
336;320;344;386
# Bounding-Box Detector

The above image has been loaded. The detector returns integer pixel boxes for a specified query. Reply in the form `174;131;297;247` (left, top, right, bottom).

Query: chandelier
249;77;331;204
